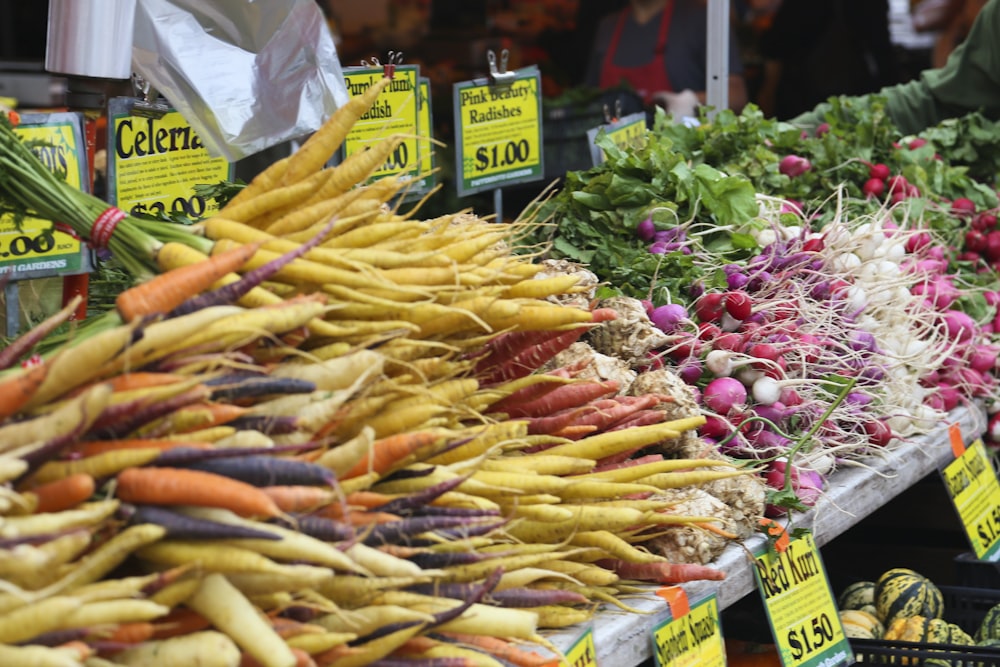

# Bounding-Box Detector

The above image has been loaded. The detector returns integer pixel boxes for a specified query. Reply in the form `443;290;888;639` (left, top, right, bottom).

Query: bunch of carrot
0;73;757;667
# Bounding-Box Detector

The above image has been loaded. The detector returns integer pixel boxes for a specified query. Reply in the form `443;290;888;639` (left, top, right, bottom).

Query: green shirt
792;0;1000;134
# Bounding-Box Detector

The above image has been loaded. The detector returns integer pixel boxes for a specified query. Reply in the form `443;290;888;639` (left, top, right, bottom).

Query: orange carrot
104;621;156;644
69;438;213;458
115;466;284;518
68;372;187;398
341;431;444;480
439;632;559;667
345;491;395;510
23;472;95;513
0;361;48;422
597;558;726;584
548;424;600;440
116;241;261;322
151;607;212;639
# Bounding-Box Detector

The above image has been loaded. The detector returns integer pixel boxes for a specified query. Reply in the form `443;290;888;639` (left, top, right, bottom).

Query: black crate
955;552;1000;589
851;585;1000;665
851;639;1000;666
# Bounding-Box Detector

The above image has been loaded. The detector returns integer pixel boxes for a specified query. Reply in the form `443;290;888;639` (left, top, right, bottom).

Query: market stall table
546;403;989;667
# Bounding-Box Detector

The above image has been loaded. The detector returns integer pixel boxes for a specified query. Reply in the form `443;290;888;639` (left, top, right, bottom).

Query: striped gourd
838;580;877;617
976;602;1000;642
883;616;950;643
874;568;945;625
839;609;884;640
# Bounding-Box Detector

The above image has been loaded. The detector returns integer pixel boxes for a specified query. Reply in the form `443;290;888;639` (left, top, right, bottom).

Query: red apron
599;0;676;104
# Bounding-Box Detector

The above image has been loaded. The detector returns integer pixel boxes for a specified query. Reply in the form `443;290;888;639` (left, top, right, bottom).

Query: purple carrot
276;514;355;543
0;297;82;371
277;605;323;623
362;515;488;546
407;550;495;569
368;658;470;667
373;474;472;516
488;587;590;608
87;385;211;441
201;370;267;386
168;217;338;318
227;414;300;435
152;443;315;467
412;505;501;518
379;465;438;483
178;454;337;487
427;567;502;626
127;503;282;541
434;519;507;541
208;375;316;402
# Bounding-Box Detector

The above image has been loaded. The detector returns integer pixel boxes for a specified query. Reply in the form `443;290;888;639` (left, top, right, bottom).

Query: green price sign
453;67;544;196
0;112;92;279
942;438;1000;561
754;532;853;667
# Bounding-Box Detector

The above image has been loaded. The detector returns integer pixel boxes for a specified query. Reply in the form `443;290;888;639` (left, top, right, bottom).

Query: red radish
861;418;893;447
951;197;977;217
973;212;997;231
941;309;977;341
702;377;747;413
694;292;725;323
886;175;908;194
988;412;1000;442
801;235;825;253
869;163;891;181
723;291;753;320
779;155;811;178
985;230;1000;262
862;178;885;198
964;229;987;254
712;331;744;352
815;122;830;137
697;322;722;341
908;137;928;149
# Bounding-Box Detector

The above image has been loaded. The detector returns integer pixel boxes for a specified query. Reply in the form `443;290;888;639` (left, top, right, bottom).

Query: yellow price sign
107;98;231;220
562;627;597;667
942;438;1000;561
341;66;421;182
587;111;648;166
454;68;544;195
754;532;852;667
652;594;726;667
0;112;88;277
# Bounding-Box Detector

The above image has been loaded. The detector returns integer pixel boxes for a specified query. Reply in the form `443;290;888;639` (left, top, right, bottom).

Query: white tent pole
705;0;729;116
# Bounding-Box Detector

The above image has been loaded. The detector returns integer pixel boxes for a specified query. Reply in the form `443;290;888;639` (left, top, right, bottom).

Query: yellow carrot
281;76;393;186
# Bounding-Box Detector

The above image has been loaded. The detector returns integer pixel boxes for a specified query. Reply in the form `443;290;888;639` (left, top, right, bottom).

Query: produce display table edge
542;402;989;667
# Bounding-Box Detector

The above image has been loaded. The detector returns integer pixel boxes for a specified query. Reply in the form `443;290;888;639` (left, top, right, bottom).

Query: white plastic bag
131;0;350;162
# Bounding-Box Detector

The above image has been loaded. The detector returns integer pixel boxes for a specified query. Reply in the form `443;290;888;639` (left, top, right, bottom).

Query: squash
975;601;1000;642
837;580;877;617
874;568;945;625
884;615;942;643
838;609;884;639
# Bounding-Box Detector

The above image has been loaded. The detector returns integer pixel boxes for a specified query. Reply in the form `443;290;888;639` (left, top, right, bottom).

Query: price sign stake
651;592;726;667
941;434;1000;561
753;531;852;667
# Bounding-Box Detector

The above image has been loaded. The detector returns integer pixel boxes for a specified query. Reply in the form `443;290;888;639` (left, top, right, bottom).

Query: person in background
755;0;899;120
790;0;1000;136
584;0;748;115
